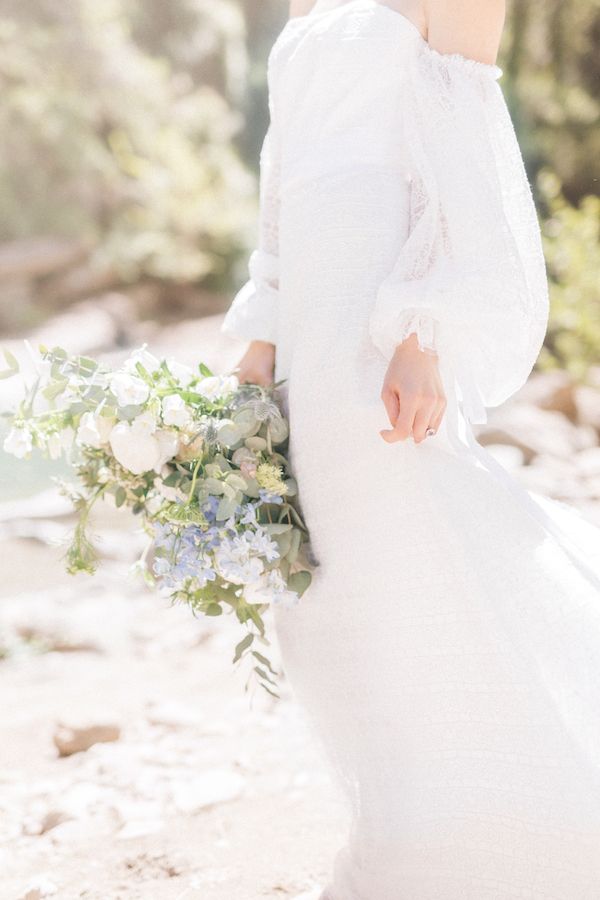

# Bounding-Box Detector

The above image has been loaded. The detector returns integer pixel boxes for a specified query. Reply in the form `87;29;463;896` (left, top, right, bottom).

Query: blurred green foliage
0;0;257;286
538;171;600;378
0;0;598;372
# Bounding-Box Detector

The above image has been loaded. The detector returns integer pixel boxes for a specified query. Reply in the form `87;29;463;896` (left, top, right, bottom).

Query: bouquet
1;344;314;696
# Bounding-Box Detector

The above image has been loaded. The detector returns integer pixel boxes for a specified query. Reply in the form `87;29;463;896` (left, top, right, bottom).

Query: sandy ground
0;518;348;900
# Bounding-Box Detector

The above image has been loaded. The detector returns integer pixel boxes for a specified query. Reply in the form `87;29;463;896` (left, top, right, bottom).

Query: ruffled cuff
220;249;278;345
370;304;440;359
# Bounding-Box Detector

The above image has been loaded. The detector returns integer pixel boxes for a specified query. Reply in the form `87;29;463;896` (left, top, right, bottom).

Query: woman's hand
235;340;276;386
379;333;446;443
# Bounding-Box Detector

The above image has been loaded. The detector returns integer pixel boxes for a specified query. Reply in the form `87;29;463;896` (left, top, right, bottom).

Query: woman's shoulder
424;0;505;66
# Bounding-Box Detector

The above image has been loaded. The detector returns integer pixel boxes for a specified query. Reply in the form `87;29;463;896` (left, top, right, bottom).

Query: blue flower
258;488;284;505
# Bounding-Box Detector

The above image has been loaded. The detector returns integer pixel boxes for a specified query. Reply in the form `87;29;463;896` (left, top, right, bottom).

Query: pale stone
170;769;245;813
17;876;58;899
53;723;121;757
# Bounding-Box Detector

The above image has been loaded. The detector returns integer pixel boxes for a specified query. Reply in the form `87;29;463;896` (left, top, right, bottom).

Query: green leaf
251;650;278;676
216;495;238;521
205;603;223;616
115;487;127;507
233;632;254;663
42;379;68;401
286;528;302;565
287;570;312;597
264;523;292;535
3;349;19;370
253;665;278;687
199;362;213;377
259;682;280;699
274;529;293;559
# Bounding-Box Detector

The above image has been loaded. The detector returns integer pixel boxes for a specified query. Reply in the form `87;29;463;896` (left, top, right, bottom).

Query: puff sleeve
368;46;550;424
221;118;281;345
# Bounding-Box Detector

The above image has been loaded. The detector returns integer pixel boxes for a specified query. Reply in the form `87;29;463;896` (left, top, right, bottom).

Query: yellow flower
255;462;288;496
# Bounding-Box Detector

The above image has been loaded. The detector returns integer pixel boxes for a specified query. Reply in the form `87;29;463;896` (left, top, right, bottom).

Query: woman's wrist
393;332;438;358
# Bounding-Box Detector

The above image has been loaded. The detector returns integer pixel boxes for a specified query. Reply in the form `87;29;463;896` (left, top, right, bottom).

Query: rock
574;447;600;479
0;278;35;331
22;809;71;836
515;370;578;422
53;722;121;757
574;384;600;434
479;404;597;463
0;237;88;281
170;769;245;813
145;700;203;729
17;877;58;900
116;818;165;840
39;261;117;307
31;293;137;356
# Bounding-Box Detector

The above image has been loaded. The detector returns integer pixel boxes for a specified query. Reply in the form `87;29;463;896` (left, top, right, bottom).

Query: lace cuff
392;309;439;356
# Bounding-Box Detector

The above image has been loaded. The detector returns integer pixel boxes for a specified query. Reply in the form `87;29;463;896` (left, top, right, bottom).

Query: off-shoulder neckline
278;0;502;79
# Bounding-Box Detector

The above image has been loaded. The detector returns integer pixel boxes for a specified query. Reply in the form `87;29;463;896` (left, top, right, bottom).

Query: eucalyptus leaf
204;476;226;494
268;416;289;444
287;570;312;596
245;436;267;452
225;473;247;491
274;529;293;559
287;527;302;564
264;523;293;535
216;495;238;521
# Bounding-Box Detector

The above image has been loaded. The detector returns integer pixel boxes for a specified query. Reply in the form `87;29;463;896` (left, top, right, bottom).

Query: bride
222;0;600;897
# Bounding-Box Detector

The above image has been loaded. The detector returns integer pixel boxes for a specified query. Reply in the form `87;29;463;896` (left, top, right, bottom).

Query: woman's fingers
380;387;400;427
380;392;418;442
380;391;447;443
412;395;440;443
428;398;447;434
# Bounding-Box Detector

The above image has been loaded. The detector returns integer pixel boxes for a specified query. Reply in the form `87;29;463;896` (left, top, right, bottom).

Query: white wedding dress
221;1;600;896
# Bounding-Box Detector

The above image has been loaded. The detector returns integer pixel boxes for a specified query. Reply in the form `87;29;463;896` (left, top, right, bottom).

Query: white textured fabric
221;2;600;897
221;121;281;344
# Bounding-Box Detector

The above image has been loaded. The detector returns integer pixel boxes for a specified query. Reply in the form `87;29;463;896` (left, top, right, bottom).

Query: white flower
244;569;299;607
132;409;157;433
154;429;179;469
196;374;239;401
123;346;160;375
161;394;192;428
109;421;159;474
76;412;114;449
97;466;112;484
110;373;150;408
108;413;178;475
3;426;33;459
46;432;63;460
166;359;194;387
